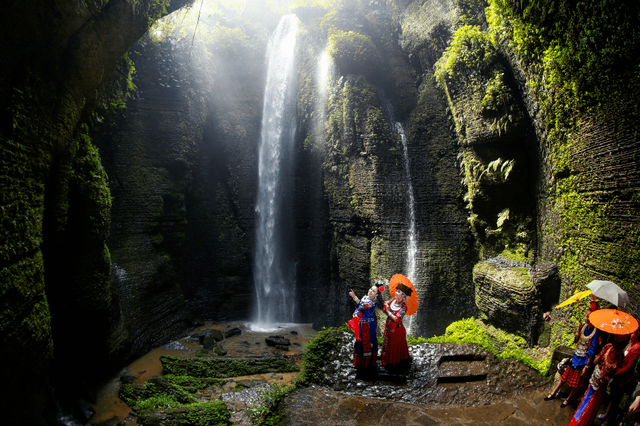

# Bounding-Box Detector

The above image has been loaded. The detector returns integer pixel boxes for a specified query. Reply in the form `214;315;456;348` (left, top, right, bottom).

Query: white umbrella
586;280;629;307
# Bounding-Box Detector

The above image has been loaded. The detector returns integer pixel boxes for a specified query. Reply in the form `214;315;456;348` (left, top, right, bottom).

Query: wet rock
474;258;539;338
531;262;561;311
163;341;193;352
77;399;95;421
122;416;136;426
203;335;218;350
265;335;290;347
214;344;228;356
120;374;136;384
225;327;242;338
311;330;550;407
198;329;224;343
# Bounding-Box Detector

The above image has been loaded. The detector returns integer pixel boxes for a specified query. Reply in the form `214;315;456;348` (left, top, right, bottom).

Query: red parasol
389;274;419;316
589;308;639;335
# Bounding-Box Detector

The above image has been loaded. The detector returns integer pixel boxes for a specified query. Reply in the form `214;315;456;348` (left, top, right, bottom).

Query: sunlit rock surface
316;331;548;406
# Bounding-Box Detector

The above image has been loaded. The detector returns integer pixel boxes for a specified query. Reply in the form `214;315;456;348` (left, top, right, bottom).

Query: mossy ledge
160;354;300;378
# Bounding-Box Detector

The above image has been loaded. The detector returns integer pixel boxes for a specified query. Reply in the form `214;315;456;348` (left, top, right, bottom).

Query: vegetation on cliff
411;317;551;374
486;0;640;321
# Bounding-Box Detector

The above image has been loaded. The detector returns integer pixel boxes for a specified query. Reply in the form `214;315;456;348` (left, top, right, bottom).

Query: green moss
119;376;198;408
184;401;232;426
435;25;498;87
455;0;489;27
160;355;299;378
327;30;380;76
409;318;550;374
299;326;347;385
163;374;224;391
499;246;533;264
247;384;295;426
138;400;232;426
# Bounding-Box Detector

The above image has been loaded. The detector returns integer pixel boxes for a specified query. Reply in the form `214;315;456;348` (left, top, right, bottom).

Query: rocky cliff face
2;0;640;424
0;0;189;423
104;1;479;334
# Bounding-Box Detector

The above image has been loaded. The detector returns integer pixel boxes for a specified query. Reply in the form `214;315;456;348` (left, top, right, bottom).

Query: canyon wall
1;0;639;424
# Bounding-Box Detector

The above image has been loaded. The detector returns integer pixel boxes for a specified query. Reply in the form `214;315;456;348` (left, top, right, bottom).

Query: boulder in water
198;328;224;344
265;335;290;347
224;327;242;338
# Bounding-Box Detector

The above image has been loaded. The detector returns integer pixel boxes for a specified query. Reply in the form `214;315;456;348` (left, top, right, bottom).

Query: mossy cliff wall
418;0;640;338
485;0;640;329
293;1;478;333
102;1;479;334
2;0;640;423
0;0;189;424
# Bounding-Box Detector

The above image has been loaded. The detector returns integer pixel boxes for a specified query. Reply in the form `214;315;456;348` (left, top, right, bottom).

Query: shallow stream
87;321;318;424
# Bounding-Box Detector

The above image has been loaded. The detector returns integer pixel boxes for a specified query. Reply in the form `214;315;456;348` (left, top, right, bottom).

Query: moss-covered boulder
473;257;539;340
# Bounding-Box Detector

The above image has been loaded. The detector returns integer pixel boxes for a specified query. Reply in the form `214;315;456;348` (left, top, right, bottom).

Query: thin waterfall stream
253;15;299;330
396;122;418;335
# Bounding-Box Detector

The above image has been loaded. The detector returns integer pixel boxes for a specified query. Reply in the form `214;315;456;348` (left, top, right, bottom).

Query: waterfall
253;15;299;330
396;122;418;334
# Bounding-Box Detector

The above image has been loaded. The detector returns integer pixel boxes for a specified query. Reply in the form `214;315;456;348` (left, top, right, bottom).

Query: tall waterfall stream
396;122;418;335
253;15;299;330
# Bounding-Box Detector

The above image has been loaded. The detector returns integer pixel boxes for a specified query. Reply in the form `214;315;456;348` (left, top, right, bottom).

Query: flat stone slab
283;386;577;425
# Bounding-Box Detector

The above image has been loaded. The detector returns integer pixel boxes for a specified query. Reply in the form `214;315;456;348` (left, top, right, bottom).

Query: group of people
348;282;413;375
544;298;640;426
345;282;640;426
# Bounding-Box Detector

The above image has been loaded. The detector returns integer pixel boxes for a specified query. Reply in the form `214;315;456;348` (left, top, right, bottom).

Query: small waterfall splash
253;15;299;330
395;122;418;334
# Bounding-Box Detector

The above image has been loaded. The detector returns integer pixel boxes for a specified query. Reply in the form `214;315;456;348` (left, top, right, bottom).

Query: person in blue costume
568;339;624;426
544;313;599;407
348;286;380;374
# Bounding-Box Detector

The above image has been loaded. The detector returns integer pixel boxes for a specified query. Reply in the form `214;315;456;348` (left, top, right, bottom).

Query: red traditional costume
569;343;623;426
381;299;409;367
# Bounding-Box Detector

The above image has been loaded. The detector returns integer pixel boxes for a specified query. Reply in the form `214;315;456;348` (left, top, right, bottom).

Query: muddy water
88;321;318;424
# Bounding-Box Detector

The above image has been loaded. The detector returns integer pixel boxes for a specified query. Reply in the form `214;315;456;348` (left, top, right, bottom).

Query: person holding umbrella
598;326;640;425
568;337;626;426
380;275;416;370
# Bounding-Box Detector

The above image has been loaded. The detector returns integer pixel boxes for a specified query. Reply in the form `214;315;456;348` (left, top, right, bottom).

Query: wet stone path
282;331;579;425
320;332;552;406
283;386;575;425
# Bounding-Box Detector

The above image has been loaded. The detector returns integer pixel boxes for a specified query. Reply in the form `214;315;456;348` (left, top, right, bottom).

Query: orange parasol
389;274;419;316
589;308;639;335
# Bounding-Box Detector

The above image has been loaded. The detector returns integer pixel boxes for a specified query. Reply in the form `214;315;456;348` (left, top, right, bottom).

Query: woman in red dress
568;341;624;426
598;328;640;424
380;283;412;369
